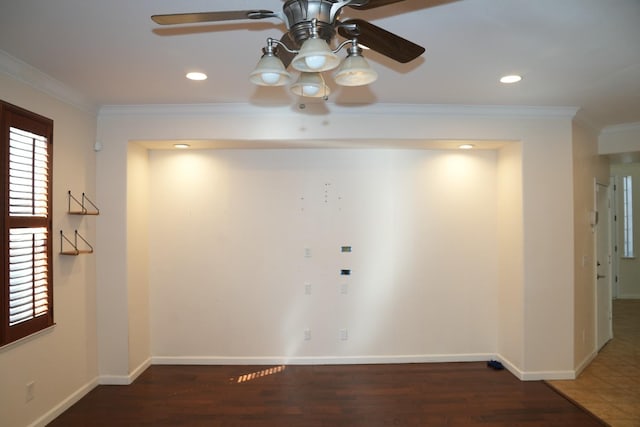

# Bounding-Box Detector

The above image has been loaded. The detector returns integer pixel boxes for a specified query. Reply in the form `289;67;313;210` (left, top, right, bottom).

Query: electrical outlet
304;282;312;295
26;381;35;402
304;329;311;341
339;328;348;341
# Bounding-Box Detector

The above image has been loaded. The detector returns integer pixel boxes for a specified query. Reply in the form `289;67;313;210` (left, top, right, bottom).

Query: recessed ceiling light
186;72;207;81
173;143;190;149
458;144;475;150
500;74;522;84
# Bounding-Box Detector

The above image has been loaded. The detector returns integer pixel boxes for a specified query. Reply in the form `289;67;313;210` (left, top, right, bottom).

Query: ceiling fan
151;0;429;98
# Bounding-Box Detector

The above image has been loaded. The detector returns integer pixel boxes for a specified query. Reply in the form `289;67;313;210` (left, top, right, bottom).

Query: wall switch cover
26;381;35;402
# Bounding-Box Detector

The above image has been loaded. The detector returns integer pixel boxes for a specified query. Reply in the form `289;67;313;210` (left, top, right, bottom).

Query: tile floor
548;299;640;427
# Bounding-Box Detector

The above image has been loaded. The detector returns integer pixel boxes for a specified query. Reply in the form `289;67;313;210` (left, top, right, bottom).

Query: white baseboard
494;355;524;379
97;374;132;385
518;369;575;381
574;351;597;378
152;354;575;380
99;357;151;385
28;359;152;425
27;377;99;427
130;357;152;381
495;354;575;381
152;353;494;366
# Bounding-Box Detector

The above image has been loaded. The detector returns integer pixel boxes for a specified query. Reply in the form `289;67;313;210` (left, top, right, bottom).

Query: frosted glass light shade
334;54;378;86
249;54;291;86
290;72;331;98
291;38;340;73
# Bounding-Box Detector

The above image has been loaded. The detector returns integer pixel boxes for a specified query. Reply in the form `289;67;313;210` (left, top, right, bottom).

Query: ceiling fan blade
277;33;298;69
349;0;459;10
339;19;425;63
151;10;277;25
347;0;408;10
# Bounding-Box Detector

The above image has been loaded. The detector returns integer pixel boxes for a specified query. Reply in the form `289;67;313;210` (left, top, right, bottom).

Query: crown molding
573;109;602;134
99;102;579;120
601;121;640;135
0;49;96;114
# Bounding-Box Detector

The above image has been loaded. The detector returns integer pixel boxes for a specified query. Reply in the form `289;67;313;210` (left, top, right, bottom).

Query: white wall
572;121;610;371
148;148;500;361
0;72;98;426
520;120;574;378
496;142;524;370
95;123;129;381
97;104;577;379
126;144;151;374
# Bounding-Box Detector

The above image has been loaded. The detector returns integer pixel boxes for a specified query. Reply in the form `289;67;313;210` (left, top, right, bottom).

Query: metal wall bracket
68;190;99;215
60;230;94;255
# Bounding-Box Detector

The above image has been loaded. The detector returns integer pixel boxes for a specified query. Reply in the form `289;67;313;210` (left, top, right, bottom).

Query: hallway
548;299;640;426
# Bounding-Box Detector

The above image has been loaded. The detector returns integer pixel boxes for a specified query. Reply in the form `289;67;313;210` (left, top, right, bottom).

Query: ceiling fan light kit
252;36;376;92
249;43;292;86
334;43;378;86
291;72;332;98
152;0;426;99
291;36;341;72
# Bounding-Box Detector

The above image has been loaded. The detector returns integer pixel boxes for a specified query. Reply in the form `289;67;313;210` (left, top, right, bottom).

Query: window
1;101;54;346
622;175;634;258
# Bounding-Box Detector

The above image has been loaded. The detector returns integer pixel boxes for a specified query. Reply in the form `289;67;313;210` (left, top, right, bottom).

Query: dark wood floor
48;362;607;426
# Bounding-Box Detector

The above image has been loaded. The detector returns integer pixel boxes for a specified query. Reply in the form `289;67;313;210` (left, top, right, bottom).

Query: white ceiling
1;0;639;130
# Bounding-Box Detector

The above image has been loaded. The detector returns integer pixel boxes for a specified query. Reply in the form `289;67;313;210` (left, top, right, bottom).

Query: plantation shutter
1;101;54;346
9;127;49;217
9;227;49;326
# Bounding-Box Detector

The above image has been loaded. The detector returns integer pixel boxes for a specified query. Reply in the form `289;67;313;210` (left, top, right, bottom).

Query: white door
595;182;613;351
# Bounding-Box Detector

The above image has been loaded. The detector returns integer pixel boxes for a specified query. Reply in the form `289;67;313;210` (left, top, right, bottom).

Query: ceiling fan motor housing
283;0;342;45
